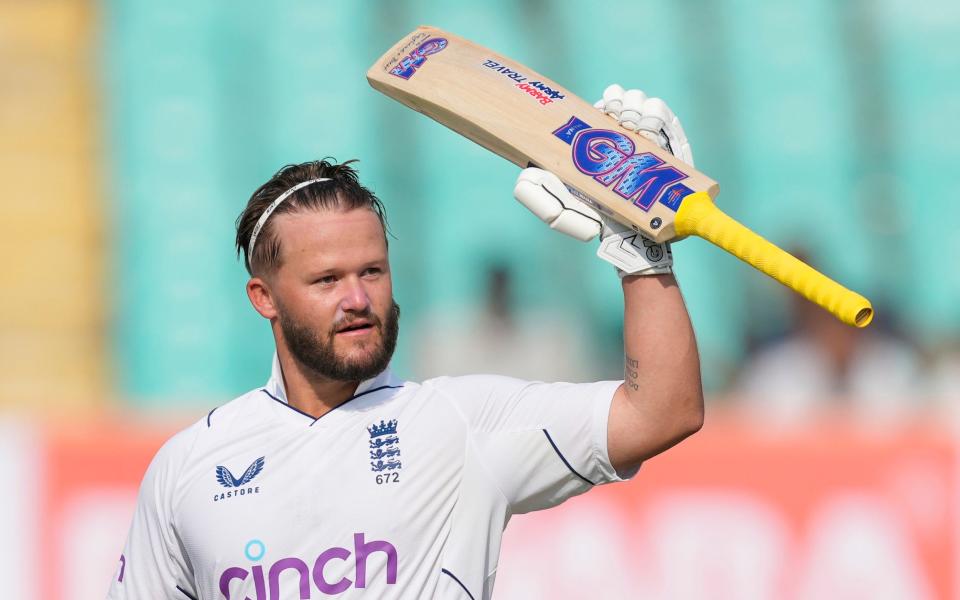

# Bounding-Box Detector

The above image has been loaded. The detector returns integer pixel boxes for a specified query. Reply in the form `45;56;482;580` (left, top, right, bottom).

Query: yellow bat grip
674;192;873;328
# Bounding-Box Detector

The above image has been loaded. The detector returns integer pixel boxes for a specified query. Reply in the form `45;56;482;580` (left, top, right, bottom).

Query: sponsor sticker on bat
481;59;565;105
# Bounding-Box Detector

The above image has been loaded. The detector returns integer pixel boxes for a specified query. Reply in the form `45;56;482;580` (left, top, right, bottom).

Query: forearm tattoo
625;356;639;391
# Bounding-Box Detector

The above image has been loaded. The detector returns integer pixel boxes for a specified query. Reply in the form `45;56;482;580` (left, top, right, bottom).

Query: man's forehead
272;207;386;258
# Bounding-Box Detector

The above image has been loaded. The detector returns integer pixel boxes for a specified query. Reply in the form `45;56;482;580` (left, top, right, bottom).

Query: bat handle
674;192;874;328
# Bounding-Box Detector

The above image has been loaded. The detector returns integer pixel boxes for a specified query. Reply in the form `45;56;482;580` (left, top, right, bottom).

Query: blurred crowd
410;261;958;424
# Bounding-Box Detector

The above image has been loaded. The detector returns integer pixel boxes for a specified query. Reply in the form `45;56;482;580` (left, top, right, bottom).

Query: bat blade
366;26;716;243
367;26;873;328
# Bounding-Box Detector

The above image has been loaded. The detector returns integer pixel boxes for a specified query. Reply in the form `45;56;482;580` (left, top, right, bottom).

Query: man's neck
275;347;361;419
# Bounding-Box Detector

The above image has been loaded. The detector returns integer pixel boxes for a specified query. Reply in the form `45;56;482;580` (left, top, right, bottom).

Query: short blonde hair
235;159;389;276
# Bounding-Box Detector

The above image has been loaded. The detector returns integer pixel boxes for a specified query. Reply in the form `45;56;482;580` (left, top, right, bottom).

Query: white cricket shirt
107;355;629;599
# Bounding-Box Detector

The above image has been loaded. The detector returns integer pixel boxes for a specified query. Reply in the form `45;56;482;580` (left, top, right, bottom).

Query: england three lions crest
368;419;402;480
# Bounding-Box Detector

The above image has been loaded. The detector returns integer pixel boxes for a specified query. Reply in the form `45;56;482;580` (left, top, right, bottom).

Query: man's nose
340;277;371;312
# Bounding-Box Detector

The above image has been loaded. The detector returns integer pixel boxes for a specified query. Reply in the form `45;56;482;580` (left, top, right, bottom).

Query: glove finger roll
601;83;625;118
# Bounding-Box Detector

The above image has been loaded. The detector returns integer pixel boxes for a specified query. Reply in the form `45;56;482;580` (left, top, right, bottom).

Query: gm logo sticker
553;116;692;211
389;38;448;79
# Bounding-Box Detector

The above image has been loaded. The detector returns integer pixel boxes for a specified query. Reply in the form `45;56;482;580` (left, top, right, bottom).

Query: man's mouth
335;320;376;336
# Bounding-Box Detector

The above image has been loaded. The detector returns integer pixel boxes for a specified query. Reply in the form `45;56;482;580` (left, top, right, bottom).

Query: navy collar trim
261;385;404;425
261;388;317;421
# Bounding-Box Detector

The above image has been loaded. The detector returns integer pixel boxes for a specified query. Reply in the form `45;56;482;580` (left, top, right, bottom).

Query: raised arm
608;273;702;473
513;84;704;475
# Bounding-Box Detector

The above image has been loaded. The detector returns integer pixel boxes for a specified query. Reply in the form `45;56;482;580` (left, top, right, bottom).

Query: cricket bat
367;26;873;328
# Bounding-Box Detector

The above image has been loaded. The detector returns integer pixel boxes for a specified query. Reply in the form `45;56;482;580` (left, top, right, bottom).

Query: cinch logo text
389;38;448;79
219;534;397;598
552;116;692;211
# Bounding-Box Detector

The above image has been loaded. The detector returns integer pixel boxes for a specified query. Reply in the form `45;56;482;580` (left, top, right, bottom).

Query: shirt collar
265;352;401;404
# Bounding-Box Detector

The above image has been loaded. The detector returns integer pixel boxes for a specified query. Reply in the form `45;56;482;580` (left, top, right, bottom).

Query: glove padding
514;168;673;276
594;84;694;166
513;167;602;242
513;84;693;276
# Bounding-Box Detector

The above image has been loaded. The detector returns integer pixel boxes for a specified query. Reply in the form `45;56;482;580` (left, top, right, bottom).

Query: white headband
247;178;331;260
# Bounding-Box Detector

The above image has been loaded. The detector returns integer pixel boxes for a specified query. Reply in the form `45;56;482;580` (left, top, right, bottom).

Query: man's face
267;207;398;382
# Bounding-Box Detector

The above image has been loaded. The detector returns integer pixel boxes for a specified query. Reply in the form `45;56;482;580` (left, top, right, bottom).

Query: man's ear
246;276;279;319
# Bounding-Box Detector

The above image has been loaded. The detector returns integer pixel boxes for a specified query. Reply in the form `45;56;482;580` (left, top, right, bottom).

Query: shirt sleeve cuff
591;380;641;483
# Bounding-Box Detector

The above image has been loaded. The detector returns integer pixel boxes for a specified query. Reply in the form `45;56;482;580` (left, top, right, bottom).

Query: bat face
367;26;718;243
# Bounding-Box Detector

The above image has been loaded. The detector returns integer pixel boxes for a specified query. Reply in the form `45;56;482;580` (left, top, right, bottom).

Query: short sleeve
429;375;629;514
106;427;199;599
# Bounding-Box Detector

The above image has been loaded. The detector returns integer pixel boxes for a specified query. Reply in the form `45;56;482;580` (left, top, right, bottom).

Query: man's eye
362;268;382;277
315;276;336;285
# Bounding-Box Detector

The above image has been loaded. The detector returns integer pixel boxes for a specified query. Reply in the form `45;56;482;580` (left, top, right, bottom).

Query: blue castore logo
217;456;265;488
552;116;692;212
213;456;265;502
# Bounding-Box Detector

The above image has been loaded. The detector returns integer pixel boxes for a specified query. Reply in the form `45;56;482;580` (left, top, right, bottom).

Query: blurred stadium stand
0;1;104;410
1;0;957;597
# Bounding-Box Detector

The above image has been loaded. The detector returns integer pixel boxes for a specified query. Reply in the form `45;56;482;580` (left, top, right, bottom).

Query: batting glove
514;84;693;276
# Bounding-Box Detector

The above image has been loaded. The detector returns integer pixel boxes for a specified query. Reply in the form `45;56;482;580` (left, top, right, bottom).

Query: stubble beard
279;301;400;382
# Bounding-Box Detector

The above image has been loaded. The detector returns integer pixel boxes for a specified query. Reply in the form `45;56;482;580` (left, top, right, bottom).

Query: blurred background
1;0;957;597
